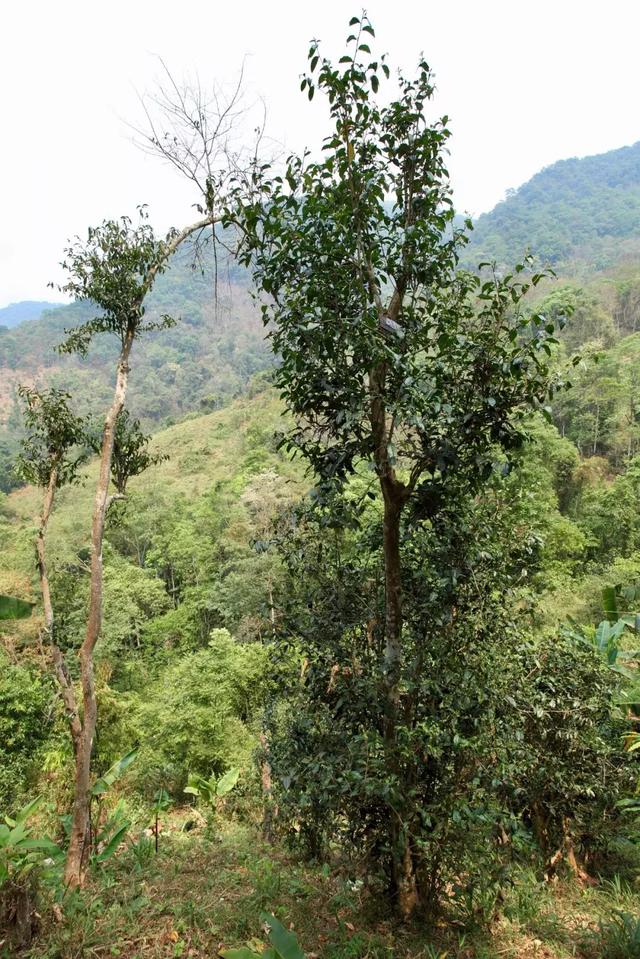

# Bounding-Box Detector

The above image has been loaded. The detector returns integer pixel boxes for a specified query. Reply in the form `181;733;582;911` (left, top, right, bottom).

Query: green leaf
15;796;43;825
216;767;240;797
95;822;130;862
153;788;171;811
7;823;29;846
261;913;305;959
19;837;62;855
219;950;262;959
91;749;138;796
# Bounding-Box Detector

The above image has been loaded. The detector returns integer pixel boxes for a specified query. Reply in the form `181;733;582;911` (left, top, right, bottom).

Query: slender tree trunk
381;490;418;917
382;493;403;738
64;332;134;887
36;468;81;750
369;353;418;917
260;582;277;840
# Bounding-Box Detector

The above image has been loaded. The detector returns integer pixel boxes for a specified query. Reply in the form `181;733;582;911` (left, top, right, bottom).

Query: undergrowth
10;815;640;959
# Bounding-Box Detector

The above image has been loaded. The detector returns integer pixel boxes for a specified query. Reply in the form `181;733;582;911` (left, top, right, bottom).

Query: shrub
0;653;53;811
134;629;266;795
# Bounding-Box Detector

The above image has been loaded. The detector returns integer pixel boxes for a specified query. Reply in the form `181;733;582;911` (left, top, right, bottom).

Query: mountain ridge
0;300;63;329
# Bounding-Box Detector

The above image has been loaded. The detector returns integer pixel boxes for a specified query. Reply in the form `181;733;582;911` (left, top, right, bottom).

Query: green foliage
231;13;571;912
0;437;21;493
566;616;638;678
90;749;139;798
220;912;305;959
536;284;615;352
56;208;174;356
135;629;266;794
100;552;172;663
15;386;87;489
87;408;168;496
91;799;132;865
235;19;561;497
554;334;640;464
266;481;533;900
184;766;240;809
0;594;33;620
594;910;640;958
0;244;267;488
0;797;62;888
2;19;640;938
0;653;53;810
580;457;640;561
507;632;635;862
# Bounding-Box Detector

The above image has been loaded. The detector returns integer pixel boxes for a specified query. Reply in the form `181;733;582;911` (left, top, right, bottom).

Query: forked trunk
64;334;133;887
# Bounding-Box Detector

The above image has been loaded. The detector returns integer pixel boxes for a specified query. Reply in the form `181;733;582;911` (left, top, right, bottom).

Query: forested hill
0;245;269;488
4;140;640;494
465;140;640;270
0;300;61;329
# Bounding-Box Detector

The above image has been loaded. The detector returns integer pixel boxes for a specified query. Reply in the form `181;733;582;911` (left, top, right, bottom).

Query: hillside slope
0;246;266;433
0;387;298;619
465;140;640;270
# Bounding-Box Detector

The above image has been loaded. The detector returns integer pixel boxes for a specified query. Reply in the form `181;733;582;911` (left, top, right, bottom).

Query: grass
16;814;640;959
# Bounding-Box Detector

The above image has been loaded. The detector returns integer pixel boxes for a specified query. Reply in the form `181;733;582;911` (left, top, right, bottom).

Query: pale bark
63;214;216;887
64;332;134;887
36;467;81;749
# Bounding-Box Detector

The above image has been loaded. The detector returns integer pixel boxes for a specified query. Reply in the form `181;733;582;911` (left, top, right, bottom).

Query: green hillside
0;252;264;429
465;140;640;270
0;245;269;491
0;388;297;606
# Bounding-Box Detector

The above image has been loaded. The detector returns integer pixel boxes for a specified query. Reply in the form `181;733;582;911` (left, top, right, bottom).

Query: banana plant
184;767;240;809
565;586;640;678
219;912;305;959
151;788;172;853
0;797;63;887
89;749;138;864
90;748;139;799
603;584;640;631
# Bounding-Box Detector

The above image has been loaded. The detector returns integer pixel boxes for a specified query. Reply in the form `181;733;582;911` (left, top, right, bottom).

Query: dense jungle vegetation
3;15;640;959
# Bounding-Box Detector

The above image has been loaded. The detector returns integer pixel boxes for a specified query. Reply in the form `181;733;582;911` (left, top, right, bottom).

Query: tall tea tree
55;208;212;887
232;16;562;915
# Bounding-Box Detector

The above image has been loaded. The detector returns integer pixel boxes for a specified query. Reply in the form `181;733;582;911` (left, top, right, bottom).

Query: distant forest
465;140;640;269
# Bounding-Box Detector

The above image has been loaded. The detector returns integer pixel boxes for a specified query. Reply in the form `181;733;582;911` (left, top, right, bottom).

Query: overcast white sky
1;0;639;307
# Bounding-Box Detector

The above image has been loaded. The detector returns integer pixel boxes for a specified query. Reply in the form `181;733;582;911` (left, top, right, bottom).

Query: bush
265;491;535;914
0;653;53;812
506;632;636;870
133;629;266;795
